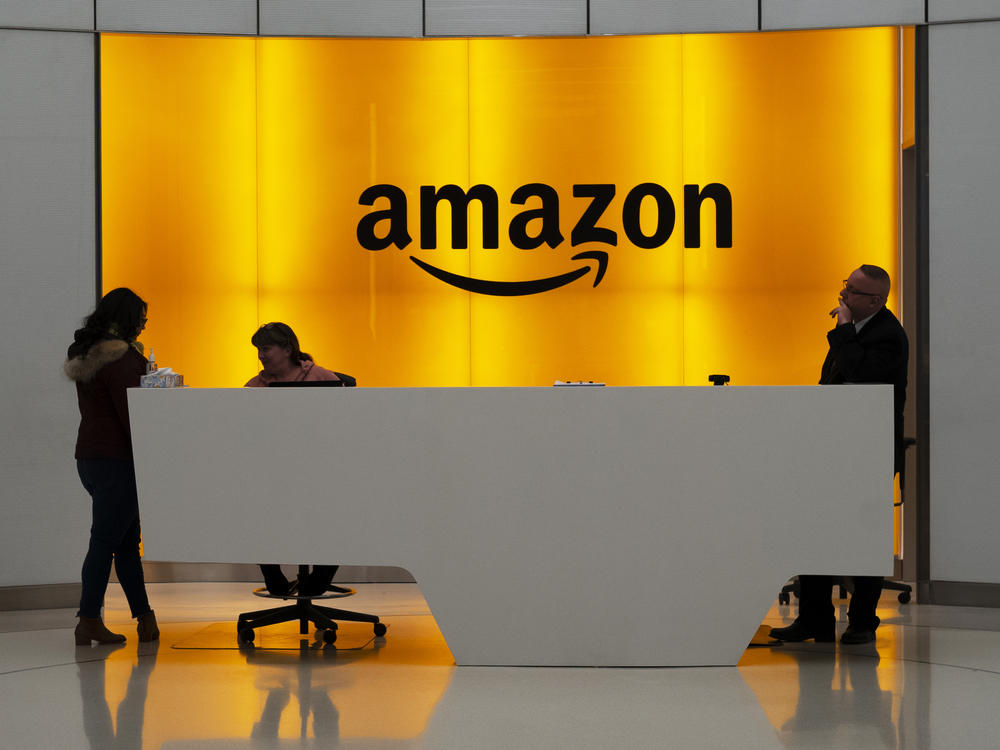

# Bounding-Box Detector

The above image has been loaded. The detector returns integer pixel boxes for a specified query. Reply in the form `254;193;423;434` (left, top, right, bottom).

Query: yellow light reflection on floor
742;593;909;737
91;613;454;744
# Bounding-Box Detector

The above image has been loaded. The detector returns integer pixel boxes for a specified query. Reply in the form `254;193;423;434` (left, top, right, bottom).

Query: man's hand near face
830;296;853;325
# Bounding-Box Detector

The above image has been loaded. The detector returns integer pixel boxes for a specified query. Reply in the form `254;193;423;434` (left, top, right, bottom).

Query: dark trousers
797;574;883;631
259;564;338;594
77;459;152;619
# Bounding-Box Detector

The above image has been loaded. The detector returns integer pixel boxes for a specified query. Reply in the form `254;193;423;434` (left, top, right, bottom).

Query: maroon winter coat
64;339;147;460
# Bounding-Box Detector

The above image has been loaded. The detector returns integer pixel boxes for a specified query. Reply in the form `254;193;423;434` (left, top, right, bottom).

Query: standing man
770;264;909;645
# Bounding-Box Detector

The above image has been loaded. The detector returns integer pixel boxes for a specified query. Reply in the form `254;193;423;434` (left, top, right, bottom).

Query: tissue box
140;370;184;388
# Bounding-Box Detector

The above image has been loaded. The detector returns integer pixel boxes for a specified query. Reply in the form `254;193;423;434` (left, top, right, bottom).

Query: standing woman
64;288;158;645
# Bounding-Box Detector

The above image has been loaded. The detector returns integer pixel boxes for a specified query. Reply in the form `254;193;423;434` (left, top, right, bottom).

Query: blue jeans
77;459;152;619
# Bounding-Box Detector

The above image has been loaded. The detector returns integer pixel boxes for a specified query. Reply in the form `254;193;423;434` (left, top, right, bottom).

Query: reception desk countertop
129;385;893;666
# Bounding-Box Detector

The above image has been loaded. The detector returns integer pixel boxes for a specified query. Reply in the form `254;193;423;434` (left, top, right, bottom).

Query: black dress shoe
769;621;836;642
840;625;876;644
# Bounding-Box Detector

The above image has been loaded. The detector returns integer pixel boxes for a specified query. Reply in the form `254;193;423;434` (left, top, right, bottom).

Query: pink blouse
244;360;341;388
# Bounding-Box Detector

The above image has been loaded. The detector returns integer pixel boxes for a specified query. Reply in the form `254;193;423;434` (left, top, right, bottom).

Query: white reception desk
129;386;894;667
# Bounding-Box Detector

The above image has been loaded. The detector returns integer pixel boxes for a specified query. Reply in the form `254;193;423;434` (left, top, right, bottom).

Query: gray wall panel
590;0;757;35
0;0;93;30
426;0;585;36
260;0;422;37
0;30;96;587
928;21;1000;584
929;0;1000;22
97;0;257;35
763;0;924;30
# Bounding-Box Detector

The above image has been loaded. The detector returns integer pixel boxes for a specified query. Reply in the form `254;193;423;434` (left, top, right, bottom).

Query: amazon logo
357;182;732;296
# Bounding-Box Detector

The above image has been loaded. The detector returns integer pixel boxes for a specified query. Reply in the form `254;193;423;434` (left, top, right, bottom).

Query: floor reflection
245;650;343;745
742;648;898;749
241;641;391;744
743;591;1000;749
4;583;1000;749
784;652;896;748
67;620;450;748
76;641;158;750
418;665;783;749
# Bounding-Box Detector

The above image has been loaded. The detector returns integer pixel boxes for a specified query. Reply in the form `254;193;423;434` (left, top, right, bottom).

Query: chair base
237;584;387;646
778;575;912;605
882;578;912;603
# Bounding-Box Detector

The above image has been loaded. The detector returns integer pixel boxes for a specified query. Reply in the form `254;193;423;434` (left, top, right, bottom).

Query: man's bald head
858;264;891;298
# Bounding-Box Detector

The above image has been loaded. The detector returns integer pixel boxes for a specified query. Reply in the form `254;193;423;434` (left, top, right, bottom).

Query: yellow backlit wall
101;30;900;388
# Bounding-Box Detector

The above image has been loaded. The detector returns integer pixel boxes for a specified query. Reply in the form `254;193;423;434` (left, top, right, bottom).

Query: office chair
239;371;386;646
237;564;387;646
778;438;916;606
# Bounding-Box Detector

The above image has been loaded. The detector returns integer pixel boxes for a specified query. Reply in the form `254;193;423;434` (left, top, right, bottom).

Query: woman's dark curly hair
250;322;312;363
68;287;147;358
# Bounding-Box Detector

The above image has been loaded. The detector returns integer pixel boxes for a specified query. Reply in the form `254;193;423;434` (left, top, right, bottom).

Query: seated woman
245;321;341;597
245;321;341;387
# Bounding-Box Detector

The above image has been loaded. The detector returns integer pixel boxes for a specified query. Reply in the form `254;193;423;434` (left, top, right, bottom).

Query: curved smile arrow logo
408;251;609;297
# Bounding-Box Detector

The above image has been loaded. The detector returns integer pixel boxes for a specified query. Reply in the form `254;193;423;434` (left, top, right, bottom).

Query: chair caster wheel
321;629;337;644
374;623;387;637
898;591;911;604
238;628;255;644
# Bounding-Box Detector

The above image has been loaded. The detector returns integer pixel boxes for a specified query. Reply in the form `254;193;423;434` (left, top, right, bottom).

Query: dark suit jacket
820;306;909;475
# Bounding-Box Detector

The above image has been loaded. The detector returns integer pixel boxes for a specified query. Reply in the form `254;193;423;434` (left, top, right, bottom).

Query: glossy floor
2;582;1000;748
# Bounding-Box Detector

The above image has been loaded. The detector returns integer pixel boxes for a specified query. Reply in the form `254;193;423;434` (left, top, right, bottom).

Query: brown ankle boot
137;610;159;642
75;616;126;645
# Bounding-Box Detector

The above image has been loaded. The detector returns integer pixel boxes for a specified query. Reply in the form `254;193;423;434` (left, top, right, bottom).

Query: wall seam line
93;31;102;302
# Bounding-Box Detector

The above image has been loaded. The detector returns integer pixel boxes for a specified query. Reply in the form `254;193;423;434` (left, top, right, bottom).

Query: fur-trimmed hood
64;339;130;383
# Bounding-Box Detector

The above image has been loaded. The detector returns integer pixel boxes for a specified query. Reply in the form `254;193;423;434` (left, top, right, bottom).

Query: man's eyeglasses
842;281;880;298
